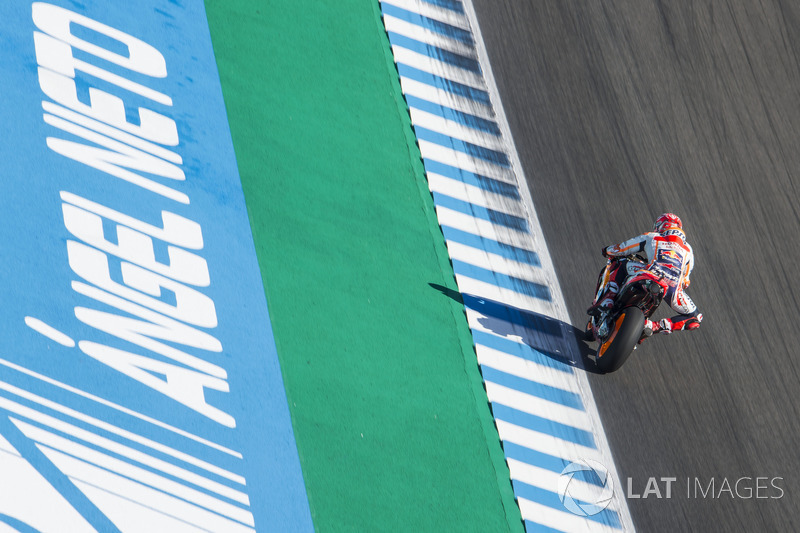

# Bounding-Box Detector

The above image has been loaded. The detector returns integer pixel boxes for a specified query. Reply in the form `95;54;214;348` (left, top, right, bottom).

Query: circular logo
557;459;614;516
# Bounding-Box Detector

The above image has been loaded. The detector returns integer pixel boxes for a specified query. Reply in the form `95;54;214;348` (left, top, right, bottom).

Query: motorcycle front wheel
595;306;645;373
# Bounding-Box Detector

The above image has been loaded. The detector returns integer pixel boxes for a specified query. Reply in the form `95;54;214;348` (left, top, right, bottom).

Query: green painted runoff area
204;1;523;530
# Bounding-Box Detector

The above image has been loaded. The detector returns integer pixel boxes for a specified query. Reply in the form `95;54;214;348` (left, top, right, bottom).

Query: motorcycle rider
587;213;703;339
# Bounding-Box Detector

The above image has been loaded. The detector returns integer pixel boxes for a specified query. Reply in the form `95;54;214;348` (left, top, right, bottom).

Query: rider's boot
638;318;673;344
671;313;703;331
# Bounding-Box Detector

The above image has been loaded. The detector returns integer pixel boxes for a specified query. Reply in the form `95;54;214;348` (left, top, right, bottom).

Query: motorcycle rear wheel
595;306;645;373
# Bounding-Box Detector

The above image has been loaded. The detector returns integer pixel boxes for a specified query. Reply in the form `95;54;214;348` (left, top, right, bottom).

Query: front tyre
596;307;645;373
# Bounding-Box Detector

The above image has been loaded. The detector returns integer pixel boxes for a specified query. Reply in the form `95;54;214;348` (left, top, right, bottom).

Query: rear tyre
595;307;645;373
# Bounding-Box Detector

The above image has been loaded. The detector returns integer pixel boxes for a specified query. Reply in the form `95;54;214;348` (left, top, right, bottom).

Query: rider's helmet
653;213;684;238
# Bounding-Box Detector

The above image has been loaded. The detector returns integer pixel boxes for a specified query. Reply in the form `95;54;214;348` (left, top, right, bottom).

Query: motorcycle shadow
428;283;604;374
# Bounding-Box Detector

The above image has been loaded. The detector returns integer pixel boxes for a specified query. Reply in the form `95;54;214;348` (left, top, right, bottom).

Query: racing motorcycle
585;255;667;373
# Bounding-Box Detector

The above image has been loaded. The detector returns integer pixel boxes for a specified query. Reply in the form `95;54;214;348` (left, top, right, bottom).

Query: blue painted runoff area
0;1;312;531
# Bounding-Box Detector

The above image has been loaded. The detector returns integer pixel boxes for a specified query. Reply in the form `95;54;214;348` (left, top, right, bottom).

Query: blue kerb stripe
420;0;465;14
416;128;509;167
524;521;568;533
503;442;604;486
451;260;551;301
470;330;573;374
381;3;473;44
433;193;527;231
492;403;595;448
432;192;521;228
416;126;510;167
387;32;480;73
406;95;501;136
440;226;538;265
424;159;515;197
397;63;489;105
514;481;622;529
481;366;583;410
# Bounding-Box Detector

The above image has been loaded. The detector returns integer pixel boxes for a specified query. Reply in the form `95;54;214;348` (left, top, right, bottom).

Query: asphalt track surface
470;1;800;531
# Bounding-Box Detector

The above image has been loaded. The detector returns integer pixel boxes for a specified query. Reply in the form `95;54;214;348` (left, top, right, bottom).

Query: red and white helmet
653;213;683;234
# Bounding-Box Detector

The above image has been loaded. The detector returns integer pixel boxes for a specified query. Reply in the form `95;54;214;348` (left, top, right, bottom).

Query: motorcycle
585;255;668;373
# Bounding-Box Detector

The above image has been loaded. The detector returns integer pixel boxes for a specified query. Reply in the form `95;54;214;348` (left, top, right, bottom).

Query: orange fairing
598;313;626;358
601;264;612;288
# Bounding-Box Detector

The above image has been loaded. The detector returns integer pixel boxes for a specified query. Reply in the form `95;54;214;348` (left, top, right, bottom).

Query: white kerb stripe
428;175;522;218
435;207;531;244
445;242;547;284
392;46;486;90
517;497;621;533
382;15;477;57
507;458;619;514
381;0;471;31
409;108;504;151
417;140;512;181
399;77;495;120
484;381;592;431
495;419;602;463
455;275;555;316
431;181;525;219
475;344;581;393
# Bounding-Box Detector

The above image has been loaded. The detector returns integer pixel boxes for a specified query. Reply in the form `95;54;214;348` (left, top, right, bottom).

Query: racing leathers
590;230;703;335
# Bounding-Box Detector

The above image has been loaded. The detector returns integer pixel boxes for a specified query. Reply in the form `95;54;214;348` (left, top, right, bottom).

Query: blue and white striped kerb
379;1;636;531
